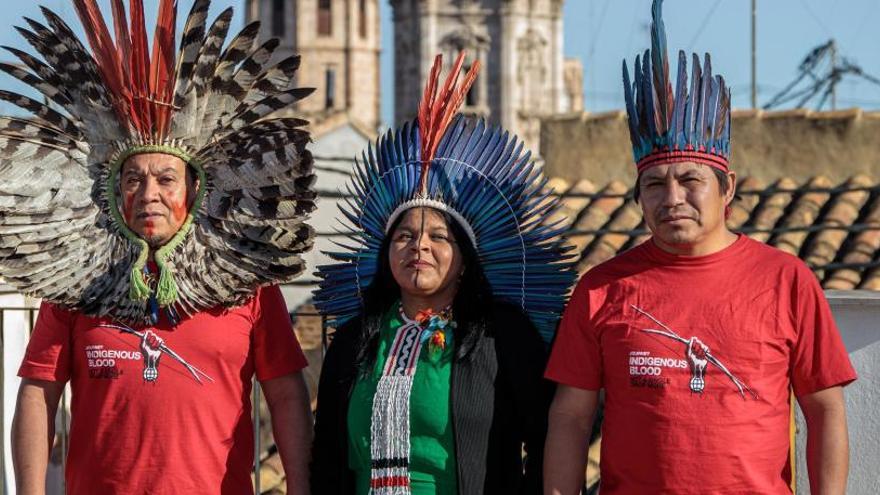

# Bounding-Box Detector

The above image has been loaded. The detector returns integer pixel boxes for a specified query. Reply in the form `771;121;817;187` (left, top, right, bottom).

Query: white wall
282;123;368;311
0;287;40;495
795;291;880;494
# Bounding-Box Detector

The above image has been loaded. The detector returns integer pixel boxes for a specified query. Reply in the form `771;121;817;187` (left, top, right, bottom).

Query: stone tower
390;0;582;152
246;0;381;131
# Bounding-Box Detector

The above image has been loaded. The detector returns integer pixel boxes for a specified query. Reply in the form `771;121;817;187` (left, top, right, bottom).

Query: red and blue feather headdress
314;53;575;342
624;0;732;173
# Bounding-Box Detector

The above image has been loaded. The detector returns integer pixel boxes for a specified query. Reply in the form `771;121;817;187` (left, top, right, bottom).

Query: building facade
246;0;381;131
390;0;582;151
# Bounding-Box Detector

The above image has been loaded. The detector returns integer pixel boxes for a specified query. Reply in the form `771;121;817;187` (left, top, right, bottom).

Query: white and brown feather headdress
0;0;316;324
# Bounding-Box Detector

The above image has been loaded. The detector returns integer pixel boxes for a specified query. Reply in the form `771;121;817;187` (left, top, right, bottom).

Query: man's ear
725;170;737;206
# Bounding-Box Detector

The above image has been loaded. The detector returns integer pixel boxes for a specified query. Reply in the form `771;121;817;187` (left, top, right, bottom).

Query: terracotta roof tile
772;175;833;256
564;180;628;259
825;194;880;289
254;452;286;493
555;179;596;230
540;177;573;227
805;174;873;279
728;176;764;230
747;177;798;243
292;304;323;351
580;199;642;273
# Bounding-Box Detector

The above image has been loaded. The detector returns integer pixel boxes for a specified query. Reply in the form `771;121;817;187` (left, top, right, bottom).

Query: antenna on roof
764;39;880;111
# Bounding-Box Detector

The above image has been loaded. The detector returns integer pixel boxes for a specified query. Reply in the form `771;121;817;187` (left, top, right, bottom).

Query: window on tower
359;0;367;39
272;0;285;37
464;61;480;108
466;75;478;107
325;69;336;109
318;0;332;36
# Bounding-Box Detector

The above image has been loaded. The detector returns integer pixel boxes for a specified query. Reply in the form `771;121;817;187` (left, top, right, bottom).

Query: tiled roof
549;174;880;289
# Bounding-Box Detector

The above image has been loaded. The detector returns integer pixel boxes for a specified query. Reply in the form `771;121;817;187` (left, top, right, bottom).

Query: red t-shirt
19;285;307;495
546;235;856;494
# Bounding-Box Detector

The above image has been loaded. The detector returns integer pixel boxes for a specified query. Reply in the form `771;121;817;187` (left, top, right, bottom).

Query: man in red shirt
1;1;317;493
543;1;856;494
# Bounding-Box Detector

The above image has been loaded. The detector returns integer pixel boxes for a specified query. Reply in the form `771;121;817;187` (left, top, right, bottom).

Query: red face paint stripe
122;191;136;224
170;198;188;224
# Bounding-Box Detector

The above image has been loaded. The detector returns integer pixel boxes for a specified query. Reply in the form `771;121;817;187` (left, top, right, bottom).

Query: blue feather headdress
314;53;576;342
624;0;731;173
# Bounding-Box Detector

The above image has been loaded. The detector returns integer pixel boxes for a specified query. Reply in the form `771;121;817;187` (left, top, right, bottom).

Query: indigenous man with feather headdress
543;1;855;494
3;1;316;493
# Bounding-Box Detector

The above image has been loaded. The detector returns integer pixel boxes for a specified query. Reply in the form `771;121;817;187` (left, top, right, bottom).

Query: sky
1;0;879;126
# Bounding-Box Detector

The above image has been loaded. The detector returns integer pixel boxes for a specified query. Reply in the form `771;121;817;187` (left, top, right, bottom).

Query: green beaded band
106;144;207;307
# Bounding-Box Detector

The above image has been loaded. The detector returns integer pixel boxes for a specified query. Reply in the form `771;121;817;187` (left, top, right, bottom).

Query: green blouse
347;307;457;495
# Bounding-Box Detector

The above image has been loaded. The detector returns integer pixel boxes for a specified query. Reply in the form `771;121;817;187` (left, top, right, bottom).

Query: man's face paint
120;153;198;248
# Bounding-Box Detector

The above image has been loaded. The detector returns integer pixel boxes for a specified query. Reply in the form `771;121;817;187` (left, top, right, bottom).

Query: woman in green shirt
348;206;468;494
312;53;575;494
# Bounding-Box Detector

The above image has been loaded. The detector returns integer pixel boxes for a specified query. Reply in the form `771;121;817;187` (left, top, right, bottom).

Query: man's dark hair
633;167;731;203
353;208;490;372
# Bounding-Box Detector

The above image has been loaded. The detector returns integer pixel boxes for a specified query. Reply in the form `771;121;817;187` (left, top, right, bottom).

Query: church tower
246;0;381;131
390;0;582;152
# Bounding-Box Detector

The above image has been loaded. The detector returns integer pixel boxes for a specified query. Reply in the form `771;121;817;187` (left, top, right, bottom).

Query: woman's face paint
388;207;463;301
119;153;199;247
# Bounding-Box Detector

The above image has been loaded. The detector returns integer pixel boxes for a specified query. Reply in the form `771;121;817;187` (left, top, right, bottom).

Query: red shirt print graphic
632;305;758;399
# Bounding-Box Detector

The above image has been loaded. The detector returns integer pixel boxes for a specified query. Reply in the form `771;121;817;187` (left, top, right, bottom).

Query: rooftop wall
541;109;880;185
796;291;880;494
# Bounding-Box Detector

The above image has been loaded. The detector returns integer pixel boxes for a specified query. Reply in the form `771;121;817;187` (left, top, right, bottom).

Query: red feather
110;0;132;85
150;0;177;138
74;0;179;140
129;0;152;136
416;52;481;195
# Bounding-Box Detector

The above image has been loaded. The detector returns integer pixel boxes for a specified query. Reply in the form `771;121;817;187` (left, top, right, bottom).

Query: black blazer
310;303;553;494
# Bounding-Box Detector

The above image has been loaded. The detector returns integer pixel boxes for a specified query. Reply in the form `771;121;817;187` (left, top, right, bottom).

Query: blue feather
670;50;688;149
622;59;640;161
684;53;700;147
698;53;712;151
651;0;670;135
706;75;721;153
642;50;657;150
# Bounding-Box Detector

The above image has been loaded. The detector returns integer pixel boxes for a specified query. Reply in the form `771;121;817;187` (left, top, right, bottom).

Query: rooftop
548;173;880;289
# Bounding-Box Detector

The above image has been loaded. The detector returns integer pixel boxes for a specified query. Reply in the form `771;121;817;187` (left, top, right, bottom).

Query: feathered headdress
0;0;316;324
314;53;575;342
624;0;731;173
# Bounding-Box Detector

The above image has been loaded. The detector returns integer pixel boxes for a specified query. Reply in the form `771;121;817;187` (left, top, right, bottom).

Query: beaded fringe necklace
368;305;453;494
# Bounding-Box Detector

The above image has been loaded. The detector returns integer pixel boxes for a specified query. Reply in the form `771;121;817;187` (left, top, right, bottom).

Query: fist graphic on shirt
141;330;164;382
686;337;709;394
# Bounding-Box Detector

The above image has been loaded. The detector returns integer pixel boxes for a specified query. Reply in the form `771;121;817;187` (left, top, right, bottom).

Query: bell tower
247;0;381;130
389;0;581;151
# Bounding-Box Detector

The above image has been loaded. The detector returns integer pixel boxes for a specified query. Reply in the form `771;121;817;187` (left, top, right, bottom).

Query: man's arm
797;386;849;495
261;371;313;495
544;385;599;495
12;378;65;495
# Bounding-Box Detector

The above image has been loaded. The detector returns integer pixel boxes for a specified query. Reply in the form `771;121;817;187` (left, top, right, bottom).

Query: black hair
353;207;491;373
633;166;732;203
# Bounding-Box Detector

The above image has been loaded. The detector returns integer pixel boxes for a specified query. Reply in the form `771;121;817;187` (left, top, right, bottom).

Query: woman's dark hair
354;207;492;372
